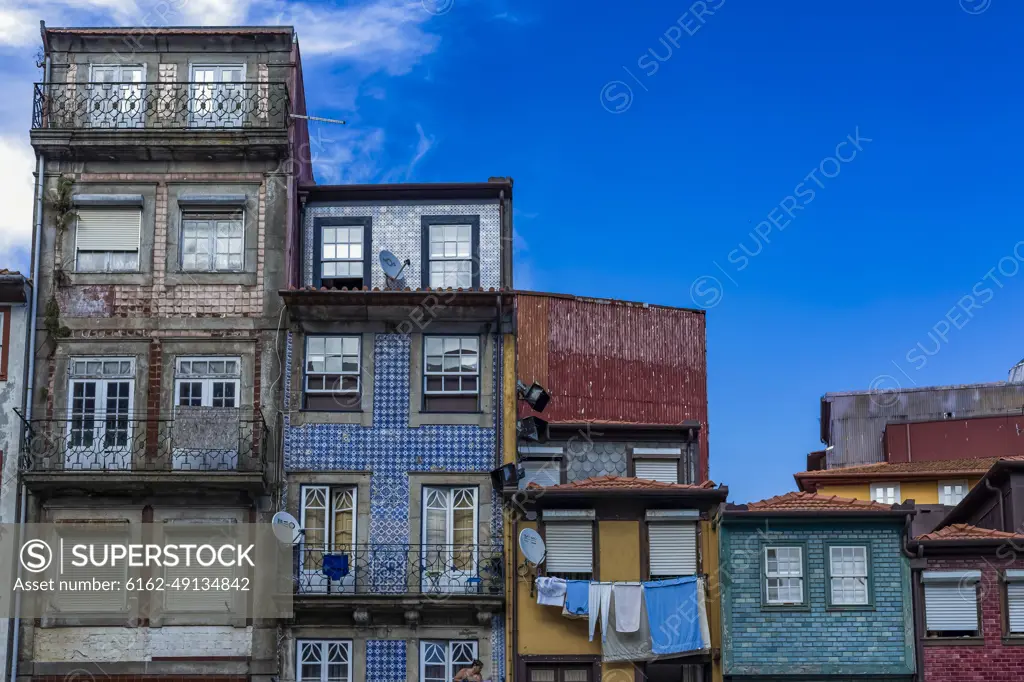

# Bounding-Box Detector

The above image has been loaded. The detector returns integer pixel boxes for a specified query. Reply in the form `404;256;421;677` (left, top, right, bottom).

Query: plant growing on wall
44;174;74;339
47;174;76;236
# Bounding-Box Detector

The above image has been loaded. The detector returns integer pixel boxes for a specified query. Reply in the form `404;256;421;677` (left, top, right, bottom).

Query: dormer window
314;218;371;290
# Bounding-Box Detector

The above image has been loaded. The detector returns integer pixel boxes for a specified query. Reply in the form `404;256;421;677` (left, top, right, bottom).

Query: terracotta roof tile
530;475;717;492
796;455;1024;480
916;523;1024;541
743;491;895;512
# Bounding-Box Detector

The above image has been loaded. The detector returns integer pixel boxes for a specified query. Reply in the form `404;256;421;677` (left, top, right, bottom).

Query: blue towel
564;580;590;615
322;554;349;580
643;577;704;655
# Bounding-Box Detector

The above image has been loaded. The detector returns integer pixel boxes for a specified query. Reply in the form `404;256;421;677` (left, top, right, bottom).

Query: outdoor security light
517;380;551;413
517;416;549;443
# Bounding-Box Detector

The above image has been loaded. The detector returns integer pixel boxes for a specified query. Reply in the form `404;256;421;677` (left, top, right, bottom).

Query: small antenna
288;114;347;125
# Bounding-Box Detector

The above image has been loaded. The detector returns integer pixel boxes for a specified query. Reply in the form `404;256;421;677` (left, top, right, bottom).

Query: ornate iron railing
17;408;268;474
294;544;504;597
32;81;290;130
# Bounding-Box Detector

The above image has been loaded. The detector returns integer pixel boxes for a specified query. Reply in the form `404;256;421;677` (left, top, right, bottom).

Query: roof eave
723;509;911;520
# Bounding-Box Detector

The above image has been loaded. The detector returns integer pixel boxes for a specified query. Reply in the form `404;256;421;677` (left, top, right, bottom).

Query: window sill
165;271;257;287
759;604;811;612
1001;636;1024;646
923;636;984;646
68;272;151;286
825;604;875;612
419;409;484;415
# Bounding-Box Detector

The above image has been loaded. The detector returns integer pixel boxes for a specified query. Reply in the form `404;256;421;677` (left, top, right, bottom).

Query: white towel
535;576;567;607
613;583;642;632
588;583;613;642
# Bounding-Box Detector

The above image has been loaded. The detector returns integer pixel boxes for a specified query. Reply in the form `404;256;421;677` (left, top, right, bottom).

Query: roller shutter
634;459;678;484
544;522;592;574
76;208;141;251
649;522;697;577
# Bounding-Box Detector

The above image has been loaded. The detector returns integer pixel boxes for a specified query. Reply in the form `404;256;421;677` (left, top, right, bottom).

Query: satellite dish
271;511;302;545
380;249;410;290
519;528;546;565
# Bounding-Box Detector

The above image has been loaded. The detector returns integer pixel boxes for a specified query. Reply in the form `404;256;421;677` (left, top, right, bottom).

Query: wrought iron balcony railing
32;81;290;130
294;544;504;597
17;408;268;474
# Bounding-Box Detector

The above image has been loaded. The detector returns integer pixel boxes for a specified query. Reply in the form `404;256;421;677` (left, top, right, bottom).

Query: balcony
17;408;268;494
30;81;290;158
293;544;504;616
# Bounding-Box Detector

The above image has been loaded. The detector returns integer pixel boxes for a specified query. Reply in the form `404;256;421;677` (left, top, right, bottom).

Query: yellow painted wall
815;477;981;504
701;518;723;682
503;332;518;680
599;521;640;582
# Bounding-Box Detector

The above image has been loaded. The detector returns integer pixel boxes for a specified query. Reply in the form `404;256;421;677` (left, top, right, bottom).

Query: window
648;522;697;578
319;223;366;289
0;307;9;381
423;336;479;412
828;545;869;606
939;480;968;506
527;666;592;682
89;64;145;128
870;482;900;505
66;357;135;470
175;357;240;408
55;523;129;614
181;211;244;271
304;336;361;411
297;640;352;682
423;487;478;593
764;546;804;605
427;223;473;288
190;64;245;128
544;518;594;580
634;458;678;484
519;459;562;488
1007;570;1024;635
420;640;477;682
299;486;357;594
923;571;981;637
162;526;237;613
75;207;142;272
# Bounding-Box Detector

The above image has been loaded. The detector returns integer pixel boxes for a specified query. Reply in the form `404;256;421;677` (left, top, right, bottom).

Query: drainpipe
985;478;1006;530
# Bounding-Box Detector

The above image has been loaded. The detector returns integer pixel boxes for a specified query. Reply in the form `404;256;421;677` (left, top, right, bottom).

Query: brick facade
921;556;1024;682
720;520;916;678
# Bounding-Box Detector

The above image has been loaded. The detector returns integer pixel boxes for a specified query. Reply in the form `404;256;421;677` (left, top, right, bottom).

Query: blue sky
2;0;1023;503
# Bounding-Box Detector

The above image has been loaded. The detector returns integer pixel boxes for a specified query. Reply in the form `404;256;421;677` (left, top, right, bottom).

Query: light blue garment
642;577;704;655
564;580;590;616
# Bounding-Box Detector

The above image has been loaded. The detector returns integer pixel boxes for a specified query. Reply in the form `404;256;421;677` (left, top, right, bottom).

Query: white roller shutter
544;522;593;574
76;208;142;251
163;533;238;613
649;522;697;577
520;461;560;489
635;459;678;484
56;527;129;613
924;582;978;632
1008;575;1024;633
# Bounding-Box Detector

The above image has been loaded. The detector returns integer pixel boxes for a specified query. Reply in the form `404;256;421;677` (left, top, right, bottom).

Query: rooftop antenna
380;249;410;290
288;114;347;125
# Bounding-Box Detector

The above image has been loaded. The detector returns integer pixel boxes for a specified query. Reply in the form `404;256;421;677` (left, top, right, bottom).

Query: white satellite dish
519;528;546;565
379;250;406;279
271;511;302;545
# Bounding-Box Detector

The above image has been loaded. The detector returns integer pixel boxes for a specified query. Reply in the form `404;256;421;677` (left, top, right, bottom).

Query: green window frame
760;541;809;609
825;542;874;609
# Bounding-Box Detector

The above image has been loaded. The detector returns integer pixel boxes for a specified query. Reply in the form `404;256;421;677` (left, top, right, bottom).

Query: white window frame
1007;570;1024;635
304;336;362;398
764;546;804;605
74;207;142;273
66;357;136;470
296;640;353;682
174;356;241;408
423;336;480;396
180;209;245;272
320;225;365;282
299;485;358;594
939;480;969;506
870;482;900;505
88;63;146;128
427;223;473;289
422;486;478;593
828;545;869;606
189;63;246;128
420;640;477;682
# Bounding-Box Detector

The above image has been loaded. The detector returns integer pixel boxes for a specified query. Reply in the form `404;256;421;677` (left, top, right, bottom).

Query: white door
172;356;242;470
67;378;133;470
190;65;245;127
422;487;478;593
297;641;352;682
89;65;145;128
299;486;357;594
420;641;477;682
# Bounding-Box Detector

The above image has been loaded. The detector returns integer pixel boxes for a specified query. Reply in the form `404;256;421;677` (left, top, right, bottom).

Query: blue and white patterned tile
366;640;407;682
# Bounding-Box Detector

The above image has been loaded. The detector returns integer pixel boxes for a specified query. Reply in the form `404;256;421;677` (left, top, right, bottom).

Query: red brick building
909;459;1024;682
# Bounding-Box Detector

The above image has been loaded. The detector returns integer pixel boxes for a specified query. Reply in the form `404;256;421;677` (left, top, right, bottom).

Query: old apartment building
279;181;515;682
16;24;311;682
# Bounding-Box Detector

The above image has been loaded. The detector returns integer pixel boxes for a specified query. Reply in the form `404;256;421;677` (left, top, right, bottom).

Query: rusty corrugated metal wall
515;292;709;480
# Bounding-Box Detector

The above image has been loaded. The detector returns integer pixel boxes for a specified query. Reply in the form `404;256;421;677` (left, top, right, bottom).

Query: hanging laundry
535;576;567;607
321;554;349;580
603;588;656;662
642;576;708;656
588;582;612;642
563;580;590;616
612;583;642;633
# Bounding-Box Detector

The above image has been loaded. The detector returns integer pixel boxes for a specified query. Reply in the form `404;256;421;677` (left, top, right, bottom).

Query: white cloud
0;135;37;261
